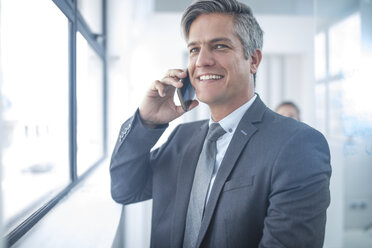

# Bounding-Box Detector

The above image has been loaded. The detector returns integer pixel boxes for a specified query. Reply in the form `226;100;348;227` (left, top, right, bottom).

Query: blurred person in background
275;101;301;121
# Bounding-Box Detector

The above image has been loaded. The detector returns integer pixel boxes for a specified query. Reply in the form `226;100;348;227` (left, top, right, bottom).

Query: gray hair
181;0;264;59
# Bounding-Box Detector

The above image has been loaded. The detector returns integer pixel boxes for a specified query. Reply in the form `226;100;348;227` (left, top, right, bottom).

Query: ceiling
154;0;360;18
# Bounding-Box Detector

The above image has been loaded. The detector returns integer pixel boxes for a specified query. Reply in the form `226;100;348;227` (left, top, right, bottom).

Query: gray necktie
183;123;226;248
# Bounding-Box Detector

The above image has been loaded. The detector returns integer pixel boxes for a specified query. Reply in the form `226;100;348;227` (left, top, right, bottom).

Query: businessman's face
187;13;260;114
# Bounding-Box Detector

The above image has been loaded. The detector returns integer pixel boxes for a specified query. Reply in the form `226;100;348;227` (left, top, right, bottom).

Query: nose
195;47;215;67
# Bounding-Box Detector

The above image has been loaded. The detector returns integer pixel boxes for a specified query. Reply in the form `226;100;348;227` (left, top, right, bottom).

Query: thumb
185;100;199;112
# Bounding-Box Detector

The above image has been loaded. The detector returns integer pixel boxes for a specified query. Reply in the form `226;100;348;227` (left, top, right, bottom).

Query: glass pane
328;80;344;138
315;32;326;81
315;83;327;135
76;33;104;176
0;0;69;231
316;1;372;247
77;0;102;35
329;13;361;77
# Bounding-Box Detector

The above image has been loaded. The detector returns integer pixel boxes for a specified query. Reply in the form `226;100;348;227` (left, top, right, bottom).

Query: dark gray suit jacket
110;96;331;248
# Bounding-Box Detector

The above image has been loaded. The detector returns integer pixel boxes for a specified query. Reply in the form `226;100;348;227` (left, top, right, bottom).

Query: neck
209;93;254;122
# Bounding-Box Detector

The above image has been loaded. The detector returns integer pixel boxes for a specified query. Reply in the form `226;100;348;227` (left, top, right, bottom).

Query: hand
139;69;199;128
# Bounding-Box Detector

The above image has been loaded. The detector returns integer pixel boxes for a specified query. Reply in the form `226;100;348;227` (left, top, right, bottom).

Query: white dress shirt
205;94;257;202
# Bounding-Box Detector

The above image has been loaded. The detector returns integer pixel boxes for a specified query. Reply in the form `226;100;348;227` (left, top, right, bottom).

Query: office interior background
0;0;371;247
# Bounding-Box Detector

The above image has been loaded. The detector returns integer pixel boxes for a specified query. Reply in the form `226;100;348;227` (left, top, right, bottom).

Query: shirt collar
209;94;257;134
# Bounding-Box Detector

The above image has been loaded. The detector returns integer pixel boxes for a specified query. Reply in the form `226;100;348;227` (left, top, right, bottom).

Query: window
315;9;372;248
314;32;326;81
0;0;107;245
1;0;69;232
315;13;363;138
77;0;103;34
328;14;361;77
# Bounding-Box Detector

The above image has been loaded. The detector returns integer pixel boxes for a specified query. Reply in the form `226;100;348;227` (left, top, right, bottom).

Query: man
276;101;301;121
110;0;331;247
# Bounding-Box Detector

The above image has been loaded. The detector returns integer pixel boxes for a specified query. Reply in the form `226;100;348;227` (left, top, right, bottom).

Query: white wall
107;1;155;247
256;15;315;126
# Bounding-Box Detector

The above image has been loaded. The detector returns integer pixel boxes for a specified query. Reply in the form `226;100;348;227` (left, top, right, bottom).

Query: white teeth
200;75;222;81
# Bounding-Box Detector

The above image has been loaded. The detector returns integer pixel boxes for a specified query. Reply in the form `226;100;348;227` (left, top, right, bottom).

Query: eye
189;47;199;54
215;44;228;49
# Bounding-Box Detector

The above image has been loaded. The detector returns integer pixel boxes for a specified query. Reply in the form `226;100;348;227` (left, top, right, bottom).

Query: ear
249;49;262;74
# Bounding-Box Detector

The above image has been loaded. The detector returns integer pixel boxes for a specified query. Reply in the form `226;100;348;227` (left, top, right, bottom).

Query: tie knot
207;123;226;141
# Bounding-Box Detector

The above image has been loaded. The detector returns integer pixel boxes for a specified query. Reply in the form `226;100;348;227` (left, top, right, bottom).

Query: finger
187;100;199;111
164;84;176;96
174;100;199;116
161;76;183;89
174;99;199;115
153;80;177;98
161;69;187;89
166;69;187;79
153;80;167;97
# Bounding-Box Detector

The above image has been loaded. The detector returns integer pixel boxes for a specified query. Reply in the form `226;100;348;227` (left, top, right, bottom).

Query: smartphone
177;71;195;112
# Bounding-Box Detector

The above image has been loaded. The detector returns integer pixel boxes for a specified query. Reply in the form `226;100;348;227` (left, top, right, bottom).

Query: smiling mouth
199;74;224;81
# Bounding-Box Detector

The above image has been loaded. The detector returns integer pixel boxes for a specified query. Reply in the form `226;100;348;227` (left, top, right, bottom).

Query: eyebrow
187;37;234;48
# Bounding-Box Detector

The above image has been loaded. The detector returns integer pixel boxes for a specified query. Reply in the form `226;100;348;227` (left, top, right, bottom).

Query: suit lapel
196;96;267;247
171;121;209;248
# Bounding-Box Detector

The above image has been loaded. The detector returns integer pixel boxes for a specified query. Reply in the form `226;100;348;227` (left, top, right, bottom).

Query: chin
196;95;219;106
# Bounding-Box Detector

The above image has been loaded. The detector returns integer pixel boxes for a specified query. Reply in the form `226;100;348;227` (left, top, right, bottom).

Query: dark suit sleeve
259;127;331;248
109;110;168;204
